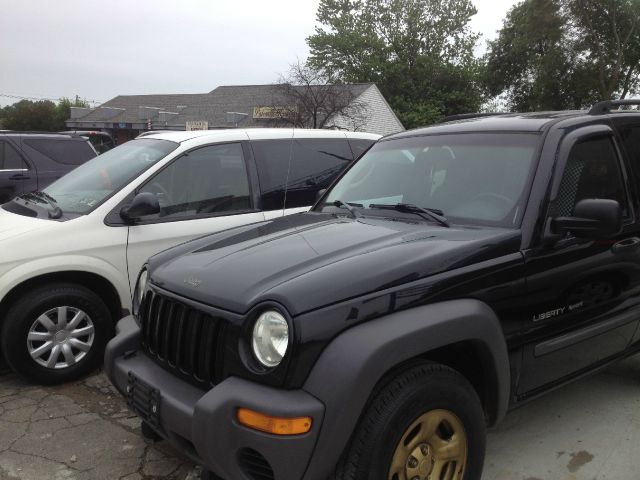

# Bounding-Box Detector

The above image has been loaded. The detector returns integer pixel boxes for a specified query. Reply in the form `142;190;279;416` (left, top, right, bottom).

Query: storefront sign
186;121;209;131
253;106;296;119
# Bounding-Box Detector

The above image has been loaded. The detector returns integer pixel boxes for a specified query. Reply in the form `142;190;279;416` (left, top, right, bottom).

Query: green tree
485;0;640;111
307;0;484;128
54;95;90;131
2;100;59;131
2;96;89;131
567;0;640;99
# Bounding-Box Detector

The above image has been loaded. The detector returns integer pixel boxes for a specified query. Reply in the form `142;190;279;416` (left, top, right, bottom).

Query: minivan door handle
612;237;640;254
9;173;30;181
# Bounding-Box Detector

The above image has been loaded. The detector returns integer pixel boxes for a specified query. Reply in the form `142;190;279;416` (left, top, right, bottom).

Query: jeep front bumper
104;316;325;480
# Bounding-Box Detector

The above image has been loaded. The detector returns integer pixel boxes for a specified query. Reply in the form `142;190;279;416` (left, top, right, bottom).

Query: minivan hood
149;213;521;315
0;207;54;242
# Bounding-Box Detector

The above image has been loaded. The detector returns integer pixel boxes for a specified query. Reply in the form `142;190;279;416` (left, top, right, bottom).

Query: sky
0;0;519;107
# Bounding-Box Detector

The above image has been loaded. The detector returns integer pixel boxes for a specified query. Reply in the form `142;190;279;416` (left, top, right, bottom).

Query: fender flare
0;255;131;312
301;298;510;480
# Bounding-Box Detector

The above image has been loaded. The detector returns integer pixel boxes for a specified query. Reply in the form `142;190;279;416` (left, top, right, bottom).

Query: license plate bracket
126;372;161;428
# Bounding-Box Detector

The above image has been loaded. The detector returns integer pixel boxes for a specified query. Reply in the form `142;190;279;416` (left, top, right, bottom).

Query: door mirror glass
120;192;160;221
552;198;622;238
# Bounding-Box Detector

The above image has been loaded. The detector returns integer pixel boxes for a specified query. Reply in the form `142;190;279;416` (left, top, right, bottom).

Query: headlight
252;310;289;368
132;267;148;317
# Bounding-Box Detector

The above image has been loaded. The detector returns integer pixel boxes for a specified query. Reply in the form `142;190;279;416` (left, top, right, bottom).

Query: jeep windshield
31;138;178;215
320;133;541;228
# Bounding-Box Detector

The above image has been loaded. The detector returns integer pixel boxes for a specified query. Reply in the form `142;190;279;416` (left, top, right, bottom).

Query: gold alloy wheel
388;409;468;480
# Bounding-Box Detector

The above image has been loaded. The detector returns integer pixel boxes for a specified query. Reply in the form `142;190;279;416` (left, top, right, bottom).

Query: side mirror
120;192;160;222
551;199;622;238
316;189;327;202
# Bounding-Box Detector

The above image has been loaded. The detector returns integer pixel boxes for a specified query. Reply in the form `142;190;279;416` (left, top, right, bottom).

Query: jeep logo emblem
184;276;202;287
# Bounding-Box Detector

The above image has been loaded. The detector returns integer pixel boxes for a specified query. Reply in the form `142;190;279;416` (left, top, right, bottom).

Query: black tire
1;283;114;384
333;362;486;480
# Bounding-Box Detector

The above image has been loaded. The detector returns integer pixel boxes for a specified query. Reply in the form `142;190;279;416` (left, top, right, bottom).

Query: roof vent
96;107;125;120
226;112;248;126
138;106;161;119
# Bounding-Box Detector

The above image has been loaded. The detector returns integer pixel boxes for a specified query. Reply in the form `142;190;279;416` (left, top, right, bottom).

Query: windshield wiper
332;199;362;219
20;191;63;219
369;203;450;227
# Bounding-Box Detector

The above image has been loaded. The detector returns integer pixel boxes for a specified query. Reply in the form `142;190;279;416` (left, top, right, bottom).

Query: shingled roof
162;84;373;128
67;83;404;135
75;93;211;124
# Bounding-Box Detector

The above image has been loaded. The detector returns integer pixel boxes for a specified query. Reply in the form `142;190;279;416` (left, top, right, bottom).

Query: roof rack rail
438;112;505;123
589;99;640;114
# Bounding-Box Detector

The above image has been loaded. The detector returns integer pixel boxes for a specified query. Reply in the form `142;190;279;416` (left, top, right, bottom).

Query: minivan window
23;138;96;165
44;139;178;215
321;133;540;228
252;138;353;210
139;142;251;220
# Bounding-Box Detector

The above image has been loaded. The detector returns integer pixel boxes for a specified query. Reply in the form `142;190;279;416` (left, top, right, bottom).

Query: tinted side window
139;143;251;221
23;138;96;165
0;141;27;170
617;123;640;170
553;136;628;217
252;138;353;210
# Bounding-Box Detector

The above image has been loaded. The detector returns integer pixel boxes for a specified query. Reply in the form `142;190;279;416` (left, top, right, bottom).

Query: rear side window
617;123;640;172
23;138;96;165
252;138;353;210
0;141;27;170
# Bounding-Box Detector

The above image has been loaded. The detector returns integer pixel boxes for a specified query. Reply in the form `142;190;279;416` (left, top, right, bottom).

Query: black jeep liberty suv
105;100;640;480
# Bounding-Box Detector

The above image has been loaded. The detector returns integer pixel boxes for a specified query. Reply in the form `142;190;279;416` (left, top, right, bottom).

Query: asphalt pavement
0;356;638;479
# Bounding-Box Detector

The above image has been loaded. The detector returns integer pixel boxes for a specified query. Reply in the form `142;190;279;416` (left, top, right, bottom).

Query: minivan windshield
320;133;541;228
43;138;178;215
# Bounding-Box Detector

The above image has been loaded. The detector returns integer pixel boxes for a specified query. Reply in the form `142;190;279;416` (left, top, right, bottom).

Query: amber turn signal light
236;408;312;435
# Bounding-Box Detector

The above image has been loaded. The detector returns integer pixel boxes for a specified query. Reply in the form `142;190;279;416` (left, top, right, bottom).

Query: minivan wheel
1;283;114;384
333;363;486;480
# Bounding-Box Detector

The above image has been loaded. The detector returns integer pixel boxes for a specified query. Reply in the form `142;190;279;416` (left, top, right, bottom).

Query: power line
0;93;103;106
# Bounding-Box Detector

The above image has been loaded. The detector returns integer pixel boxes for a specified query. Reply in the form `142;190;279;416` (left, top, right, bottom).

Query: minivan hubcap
27;306;95;369
388;409;467;480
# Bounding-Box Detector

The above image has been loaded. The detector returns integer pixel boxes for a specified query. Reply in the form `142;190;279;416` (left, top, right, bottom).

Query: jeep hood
149;213;521;315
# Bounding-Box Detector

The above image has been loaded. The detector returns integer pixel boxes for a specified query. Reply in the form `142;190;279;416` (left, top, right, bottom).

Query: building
65;84;404;144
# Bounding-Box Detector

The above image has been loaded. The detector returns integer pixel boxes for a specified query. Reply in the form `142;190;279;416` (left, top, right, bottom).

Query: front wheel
333;363;486;480
1;283;114;384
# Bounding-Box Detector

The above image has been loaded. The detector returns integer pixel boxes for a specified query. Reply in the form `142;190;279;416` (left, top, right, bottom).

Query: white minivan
0;129;379;383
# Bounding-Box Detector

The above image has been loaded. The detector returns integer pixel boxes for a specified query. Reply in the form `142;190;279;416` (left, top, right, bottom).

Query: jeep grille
139;288;225;387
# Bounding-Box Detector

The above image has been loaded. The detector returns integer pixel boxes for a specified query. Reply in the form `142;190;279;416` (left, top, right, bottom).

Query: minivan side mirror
120;192;160;222
551;198;622;238
316;189;327;202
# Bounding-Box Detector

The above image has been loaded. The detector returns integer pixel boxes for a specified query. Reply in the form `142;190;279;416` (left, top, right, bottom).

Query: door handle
9;174;30;181
612;237;640;253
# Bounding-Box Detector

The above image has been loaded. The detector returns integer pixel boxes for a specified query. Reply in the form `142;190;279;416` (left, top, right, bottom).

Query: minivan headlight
252;310;289;368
